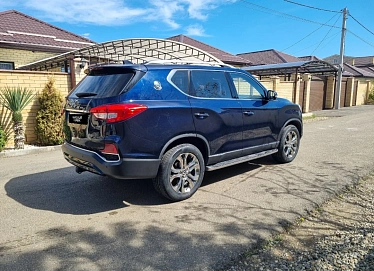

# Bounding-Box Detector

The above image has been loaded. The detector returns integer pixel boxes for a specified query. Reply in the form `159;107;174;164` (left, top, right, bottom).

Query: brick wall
356;80;369;105
0;48;58;69
277;81;294;102
0;70;71;147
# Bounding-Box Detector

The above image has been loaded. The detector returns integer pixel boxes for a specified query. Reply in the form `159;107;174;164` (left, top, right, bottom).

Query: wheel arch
159;134;210;163
281;118;303;139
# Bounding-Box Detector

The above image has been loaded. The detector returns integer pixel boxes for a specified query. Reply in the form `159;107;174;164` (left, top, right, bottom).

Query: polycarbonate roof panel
19;38;223;70
242;60;337;76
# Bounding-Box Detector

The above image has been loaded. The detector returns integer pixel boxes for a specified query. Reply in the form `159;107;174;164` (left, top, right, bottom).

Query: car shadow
5;158;270;215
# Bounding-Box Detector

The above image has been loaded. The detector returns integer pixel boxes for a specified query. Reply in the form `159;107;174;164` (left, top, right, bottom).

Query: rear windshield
69;68;135;98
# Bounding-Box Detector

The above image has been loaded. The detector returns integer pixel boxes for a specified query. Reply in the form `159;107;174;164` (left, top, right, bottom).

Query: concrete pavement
1;105;374;271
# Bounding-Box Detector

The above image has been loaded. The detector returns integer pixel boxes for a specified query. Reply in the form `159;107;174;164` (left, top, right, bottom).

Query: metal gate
309;76;326;111
299;80;305;111
339;79;348;108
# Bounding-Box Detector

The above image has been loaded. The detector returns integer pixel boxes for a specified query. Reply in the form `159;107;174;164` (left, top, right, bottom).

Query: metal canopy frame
242;60;338;76
19;38;223;71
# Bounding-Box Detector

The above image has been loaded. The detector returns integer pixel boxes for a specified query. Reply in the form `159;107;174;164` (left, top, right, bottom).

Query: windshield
69;68;135;98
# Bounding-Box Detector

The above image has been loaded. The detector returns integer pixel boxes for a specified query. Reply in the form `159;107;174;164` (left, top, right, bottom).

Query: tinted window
70;68;135;98
190;70;232;99
229;73;265;99
171;70;189;93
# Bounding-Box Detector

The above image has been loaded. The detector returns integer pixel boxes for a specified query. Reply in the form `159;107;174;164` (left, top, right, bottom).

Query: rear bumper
61;142;160;179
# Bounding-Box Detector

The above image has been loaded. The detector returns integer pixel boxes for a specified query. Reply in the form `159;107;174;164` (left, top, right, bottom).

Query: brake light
90;104;147;123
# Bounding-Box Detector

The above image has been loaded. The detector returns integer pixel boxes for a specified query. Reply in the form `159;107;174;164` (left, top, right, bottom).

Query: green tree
0;86;34;149
35;77;64;145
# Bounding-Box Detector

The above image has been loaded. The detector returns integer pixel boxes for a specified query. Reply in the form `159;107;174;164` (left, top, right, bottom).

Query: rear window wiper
75;92;97;98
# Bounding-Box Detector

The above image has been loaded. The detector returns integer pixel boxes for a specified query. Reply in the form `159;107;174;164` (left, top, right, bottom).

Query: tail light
90;103;147;123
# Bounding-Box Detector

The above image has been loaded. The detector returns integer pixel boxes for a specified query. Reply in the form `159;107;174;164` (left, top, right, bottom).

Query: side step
205;149;278;171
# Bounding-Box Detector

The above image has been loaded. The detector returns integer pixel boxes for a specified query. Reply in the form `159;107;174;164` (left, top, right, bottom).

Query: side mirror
267;90;278;100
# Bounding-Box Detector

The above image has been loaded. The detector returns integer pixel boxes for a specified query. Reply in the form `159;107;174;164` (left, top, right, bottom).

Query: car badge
154;81;162;90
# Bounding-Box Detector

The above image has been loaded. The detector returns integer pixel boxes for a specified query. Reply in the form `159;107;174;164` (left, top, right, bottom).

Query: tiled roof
351;56;374;66
0;10;95;52
167;34;251;66
237;49;300;65
298;55;321;61
343;63;374;78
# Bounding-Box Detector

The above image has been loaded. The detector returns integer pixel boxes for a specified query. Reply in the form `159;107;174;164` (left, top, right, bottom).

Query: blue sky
1;0;373;58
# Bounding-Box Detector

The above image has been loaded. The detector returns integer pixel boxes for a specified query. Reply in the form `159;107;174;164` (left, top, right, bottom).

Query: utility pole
334;7;348;109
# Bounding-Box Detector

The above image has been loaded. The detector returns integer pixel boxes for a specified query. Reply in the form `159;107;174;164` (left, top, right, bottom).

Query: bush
0;125;6;152
35;77;64;145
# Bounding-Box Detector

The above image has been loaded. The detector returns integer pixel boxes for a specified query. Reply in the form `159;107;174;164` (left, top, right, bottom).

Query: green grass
302;113;316;121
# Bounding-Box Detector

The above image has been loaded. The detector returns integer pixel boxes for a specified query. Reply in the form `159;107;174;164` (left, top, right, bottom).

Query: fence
0;70;71;147
0;69;372;147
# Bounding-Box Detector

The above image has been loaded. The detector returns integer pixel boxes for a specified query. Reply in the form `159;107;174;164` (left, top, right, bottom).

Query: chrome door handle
243;111;254;116
194;112;209;119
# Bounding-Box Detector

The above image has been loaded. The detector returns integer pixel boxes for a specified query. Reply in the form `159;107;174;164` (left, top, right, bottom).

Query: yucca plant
0;86;35;149
0;125;6;152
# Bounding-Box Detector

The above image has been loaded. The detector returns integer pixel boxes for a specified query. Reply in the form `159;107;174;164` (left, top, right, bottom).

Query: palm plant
0;86;35;149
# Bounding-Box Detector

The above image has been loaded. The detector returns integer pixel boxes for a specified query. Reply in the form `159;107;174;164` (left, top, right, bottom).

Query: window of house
0;62;14;70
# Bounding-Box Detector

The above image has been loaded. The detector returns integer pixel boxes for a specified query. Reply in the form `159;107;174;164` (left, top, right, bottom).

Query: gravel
223;172;374;271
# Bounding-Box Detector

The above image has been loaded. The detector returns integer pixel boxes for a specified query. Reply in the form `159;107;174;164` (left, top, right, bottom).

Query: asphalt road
1;105;374;271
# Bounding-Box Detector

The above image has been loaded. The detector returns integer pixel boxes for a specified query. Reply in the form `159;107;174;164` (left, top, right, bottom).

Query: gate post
325;76;336;109
345;77;354;107
294;73;301;105
302;74;311;113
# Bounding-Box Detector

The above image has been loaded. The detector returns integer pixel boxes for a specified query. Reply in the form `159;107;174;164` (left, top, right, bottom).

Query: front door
227;72;278;155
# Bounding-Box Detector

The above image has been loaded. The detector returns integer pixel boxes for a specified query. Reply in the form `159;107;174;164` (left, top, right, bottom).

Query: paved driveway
1;105;374;271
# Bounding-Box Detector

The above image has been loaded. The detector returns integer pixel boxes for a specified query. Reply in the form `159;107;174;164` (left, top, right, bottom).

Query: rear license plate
69;114;88;124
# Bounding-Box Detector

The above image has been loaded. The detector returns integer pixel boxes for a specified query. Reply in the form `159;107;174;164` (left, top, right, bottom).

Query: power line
349;13;374;37
346;29;374;48
293;31;340;54
282;12;340;52
236;0;340;28
284;0;340;13
311;13;342;54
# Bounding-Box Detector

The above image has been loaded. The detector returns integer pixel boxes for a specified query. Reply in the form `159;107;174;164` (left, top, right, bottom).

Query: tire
272;125;300;163
153;144;205;201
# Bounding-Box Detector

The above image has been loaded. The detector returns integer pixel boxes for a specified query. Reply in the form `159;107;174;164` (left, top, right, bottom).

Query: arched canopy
242;60;338;76
19;38;223;70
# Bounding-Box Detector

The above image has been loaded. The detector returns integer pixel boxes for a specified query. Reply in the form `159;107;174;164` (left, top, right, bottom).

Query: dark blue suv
62;61;302;201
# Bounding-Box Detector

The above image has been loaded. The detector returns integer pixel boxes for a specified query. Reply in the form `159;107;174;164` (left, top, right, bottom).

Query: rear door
187;70;243;163
227;71;279;155
65;66;145;152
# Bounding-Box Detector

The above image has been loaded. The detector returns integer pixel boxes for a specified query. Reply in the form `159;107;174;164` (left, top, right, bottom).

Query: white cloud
22;0;148;26
147;0;183;29
7;0;236;29
185;24;208;37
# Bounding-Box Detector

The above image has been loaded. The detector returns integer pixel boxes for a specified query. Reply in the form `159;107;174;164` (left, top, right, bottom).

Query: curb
0;145;62;158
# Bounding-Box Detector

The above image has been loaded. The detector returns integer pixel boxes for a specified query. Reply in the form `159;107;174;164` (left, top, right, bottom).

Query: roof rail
144;59;234;68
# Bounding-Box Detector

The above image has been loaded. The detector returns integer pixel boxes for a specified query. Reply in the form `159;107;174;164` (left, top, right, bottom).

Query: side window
229;73;265;99
190;70;232;99
170;70;189;94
